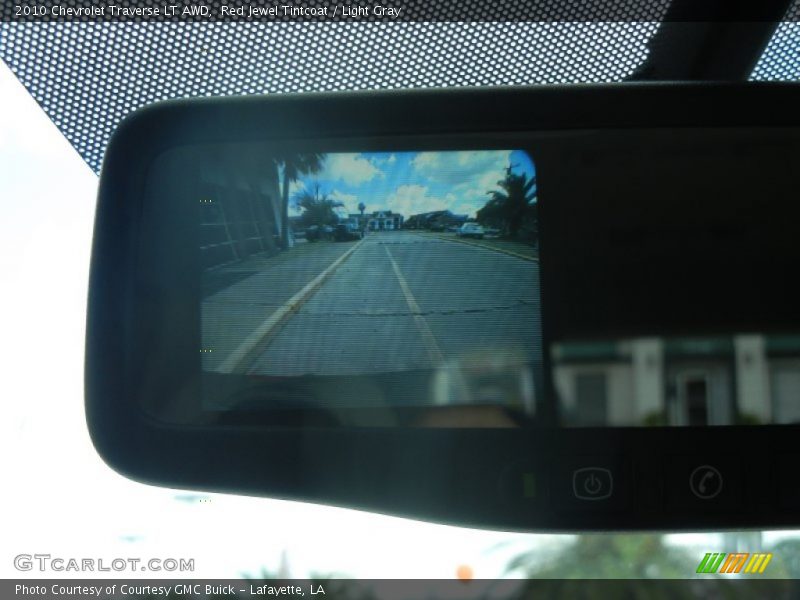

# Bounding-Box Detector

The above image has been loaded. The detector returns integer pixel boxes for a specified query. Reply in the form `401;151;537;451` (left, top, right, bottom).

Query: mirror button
573;467;613;501
553;457;630;511
666;456;742;510
689;465;723;500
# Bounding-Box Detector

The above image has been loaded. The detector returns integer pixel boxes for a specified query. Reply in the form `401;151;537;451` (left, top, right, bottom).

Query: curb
219;237;367;374
435;235;539;262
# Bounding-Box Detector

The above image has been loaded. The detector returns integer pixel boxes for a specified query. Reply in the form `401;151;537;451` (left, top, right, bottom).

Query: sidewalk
432;232;539;261
201;240;359;372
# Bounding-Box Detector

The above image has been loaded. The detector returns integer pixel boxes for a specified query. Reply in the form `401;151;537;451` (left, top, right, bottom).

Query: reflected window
575;373;608;426
684;377;709;426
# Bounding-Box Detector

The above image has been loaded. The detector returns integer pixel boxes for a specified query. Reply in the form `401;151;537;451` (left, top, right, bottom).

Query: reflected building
198;154;283;269
349;210;404;231
405;210;467;231
553;335;800;426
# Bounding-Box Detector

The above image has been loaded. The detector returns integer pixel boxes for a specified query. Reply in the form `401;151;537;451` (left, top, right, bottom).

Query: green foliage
508;534;711;599
477;165;537;242
641;409;668;426
275;152;326;248
734;412;763;425
768;539;800;577
508;534;696;579
293;183;343;228
277;152;325;183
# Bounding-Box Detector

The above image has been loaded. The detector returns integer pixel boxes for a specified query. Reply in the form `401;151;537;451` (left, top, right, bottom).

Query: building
405;210;467;230
552;335;800;426
198;155;283;269
349;210;404;231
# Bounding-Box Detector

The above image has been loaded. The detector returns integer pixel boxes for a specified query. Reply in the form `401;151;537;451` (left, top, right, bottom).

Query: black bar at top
2;0;799;23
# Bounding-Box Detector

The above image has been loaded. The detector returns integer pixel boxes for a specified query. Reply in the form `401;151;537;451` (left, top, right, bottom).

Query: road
207;231;541;377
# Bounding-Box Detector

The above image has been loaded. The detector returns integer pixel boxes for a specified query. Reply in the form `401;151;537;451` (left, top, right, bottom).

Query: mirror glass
554;335;800;427
139;128;800;428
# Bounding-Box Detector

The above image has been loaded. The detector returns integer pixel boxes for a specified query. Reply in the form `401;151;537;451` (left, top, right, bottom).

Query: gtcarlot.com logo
14;554;195;573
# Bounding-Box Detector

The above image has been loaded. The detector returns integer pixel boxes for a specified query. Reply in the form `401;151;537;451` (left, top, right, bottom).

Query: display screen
199;149;542;423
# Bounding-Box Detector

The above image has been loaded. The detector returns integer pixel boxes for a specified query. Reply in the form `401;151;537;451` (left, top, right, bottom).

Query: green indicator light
522;473;536;499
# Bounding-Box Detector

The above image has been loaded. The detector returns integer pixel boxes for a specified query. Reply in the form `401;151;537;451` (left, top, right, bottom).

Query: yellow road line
435;235;539;262
384;245;444;366
219;238;367;374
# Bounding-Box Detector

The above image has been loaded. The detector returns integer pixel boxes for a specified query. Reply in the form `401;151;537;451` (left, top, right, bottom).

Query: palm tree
357;201;367;231
478;165;537;240
274;153;325;248
293;183;343;228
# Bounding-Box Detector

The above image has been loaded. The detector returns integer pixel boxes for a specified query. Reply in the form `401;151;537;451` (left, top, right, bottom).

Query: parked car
305;224;335;242
457;222;485;239
333;222;363;242
305;225;321;242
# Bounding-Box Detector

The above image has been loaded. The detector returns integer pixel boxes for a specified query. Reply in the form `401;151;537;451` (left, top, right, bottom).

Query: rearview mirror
86;84;800;531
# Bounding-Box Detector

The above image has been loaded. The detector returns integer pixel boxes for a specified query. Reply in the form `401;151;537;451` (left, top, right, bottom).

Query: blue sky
289;150;536;219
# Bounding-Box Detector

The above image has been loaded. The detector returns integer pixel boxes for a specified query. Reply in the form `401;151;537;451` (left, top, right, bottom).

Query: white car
457;222;485;239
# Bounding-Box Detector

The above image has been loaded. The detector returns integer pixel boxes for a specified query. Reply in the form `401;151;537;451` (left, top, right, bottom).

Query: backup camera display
199;149;541;416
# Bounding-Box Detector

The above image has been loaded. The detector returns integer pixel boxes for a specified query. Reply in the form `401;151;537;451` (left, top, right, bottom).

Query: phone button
689;465;723;500
666;457;742;510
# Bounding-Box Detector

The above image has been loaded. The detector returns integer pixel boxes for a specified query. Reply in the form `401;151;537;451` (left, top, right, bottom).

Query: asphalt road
240;231;541;377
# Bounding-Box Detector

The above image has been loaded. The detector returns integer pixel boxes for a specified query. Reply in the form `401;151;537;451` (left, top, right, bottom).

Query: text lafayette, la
16;583;325;596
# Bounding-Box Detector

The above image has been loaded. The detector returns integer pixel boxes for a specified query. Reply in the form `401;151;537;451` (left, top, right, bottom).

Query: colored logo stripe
697;553;726;573
744;553;773;574
720;553;749;573
697;553;773;574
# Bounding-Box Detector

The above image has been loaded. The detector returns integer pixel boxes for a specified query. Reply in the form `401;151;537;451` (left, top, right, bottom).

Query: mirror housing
86;83;800;531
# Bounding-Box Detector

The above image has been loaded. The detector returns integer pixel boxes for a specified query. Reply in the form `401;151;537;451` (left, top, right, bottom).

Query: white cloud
410;150;511;187
383;185;489;219
329;189;360;213
385;184;449;217
453;169;506;203
321;153;383;186
409;152;514;213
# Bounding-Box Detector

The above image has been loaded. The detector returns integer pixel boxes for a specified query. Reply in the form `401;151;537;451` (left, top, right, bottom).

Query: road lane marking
434;234;539;262
218;237;367;374
384;245;444;366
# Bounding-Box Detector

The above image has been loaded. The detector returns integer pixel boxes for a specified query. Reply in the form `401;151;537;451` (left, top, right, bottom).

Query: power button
553;457;629;511
573;467;613;501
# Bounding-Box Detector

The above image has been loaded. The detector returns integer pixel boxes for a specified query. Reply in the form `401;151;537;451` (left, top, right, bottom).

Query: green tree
477;165;537;242
274;153;325;248
509;534;695;578
293;183;343;228
767;538;800;577
506;534;711;599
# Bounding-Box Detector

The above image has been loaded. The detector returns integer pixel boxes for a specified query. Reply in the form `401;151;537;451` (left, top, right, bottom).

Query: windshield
3;18;800;584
